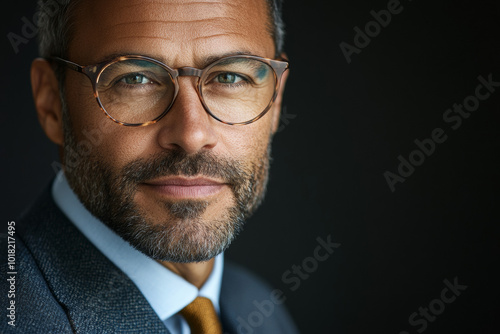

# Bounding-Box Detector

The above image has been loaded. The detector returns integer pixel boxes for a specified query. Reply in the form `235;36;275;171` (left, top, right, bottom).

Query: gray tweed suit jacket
1;185;299;333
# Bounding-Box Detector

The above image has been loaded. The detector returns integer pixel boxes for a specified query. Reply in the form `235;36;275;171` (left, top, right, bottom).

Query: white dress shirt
52;171;224;334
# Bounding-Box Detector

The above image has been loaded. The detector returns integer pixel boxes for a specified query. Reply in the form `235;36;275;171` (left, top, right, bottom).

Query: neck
159;258;215;289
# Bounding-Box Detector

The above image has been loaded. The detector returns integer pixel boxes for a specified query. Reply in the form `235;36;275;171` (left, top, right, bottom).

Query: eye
120;73;153;85
215;73;244;84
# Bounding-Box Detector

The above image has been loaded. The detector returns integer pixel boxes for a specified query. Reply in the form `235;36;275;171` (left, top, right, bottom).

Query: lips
142;177;226;198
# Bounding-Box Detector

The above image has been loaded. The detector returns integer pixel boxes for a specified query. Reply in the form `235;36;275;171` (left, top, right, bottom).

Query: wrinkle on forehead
118;0;240;10
104;2;243;27
111;32;247;43
109;17;240;28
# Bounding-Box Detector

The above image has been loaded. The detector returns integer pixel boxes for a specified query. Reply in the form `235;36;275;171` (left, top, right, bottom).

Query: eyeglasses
50;54;289;127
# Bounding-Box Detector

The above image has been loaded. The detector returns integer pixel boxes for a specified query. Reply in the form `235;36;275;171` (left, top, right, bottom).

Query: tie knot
180;297;222;334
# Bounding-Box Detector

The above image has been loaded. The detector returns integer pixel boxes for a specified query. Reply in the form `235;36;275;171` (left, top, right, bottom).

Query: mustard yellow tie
180;297;223;334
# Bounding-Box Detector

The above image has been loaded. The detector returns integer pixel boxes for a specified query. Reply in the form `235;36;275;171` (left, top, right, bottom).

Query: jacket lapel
219;262;300;334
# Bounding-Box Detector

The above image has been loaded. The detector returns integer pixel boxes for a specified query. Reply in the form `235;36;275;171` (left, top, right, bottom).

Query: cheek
65;74;102;140
88;127;151;171
222;115;273;164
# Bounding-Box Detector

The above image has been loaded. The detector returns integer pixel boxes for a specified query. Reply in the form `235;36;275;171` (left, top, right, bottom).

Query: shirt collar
51;171;223;320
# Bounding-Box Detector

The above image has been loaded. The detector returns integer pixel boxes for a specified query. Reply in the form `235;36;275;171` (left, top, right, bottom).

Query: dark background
1;0;499;333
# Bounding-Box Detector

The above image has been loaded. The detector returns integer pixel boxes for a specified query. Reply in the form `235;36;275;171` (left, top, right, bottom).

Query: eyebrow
93;50;256;68
201;51;254;67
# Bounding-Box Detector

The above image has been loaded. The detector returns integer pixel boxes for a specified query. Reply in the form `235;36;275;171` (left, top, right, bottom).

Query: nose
156;77;218;154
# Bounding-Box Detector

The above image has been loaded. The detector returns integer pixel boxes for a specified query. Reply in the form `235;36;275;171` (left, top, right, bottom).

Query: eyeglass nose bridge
175;67;204;78
167;66;211;121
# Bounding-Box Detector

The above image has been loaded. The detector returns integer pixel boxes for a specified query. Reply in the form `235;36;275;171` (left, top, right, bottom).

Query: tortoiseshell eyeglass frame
49;54;289;127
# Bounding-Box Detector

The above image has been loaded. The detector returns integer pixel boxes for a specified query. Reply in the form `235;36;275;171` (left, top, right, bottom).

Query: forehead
68;0;275;66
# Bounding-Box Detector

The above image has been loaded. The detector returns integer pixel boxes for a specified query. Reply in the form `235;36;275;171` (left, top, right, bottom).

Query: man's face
61;0;283;262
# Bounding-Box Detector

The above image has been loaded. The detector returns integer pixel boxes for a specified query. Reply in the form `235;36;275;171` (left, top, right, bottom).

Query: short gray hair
37;0;79;59
267;0;286;56
37;0;286;59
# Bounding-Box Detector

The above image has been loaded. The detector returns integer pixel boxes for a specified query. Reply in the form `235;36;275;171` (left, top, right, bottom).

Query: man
1;0;297;333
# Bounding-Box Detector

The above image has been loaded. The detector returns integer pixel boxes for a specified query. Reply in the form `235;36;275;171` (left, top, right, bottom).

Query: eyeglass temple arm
49;57;85;73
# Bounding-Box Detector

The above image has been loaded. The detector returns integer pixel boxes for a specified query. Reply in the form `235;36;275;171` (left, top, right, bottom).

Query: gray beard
61;108;271;263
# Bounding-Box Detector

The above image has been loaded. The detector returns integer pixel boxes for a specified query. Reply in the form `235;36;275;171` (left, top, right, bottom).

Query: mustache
120;149;249;186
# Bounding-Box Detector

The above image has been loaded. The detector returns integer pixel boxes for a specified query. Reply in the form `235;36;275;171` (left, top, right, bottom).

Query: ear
271;55;289;134
31;58;64;146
